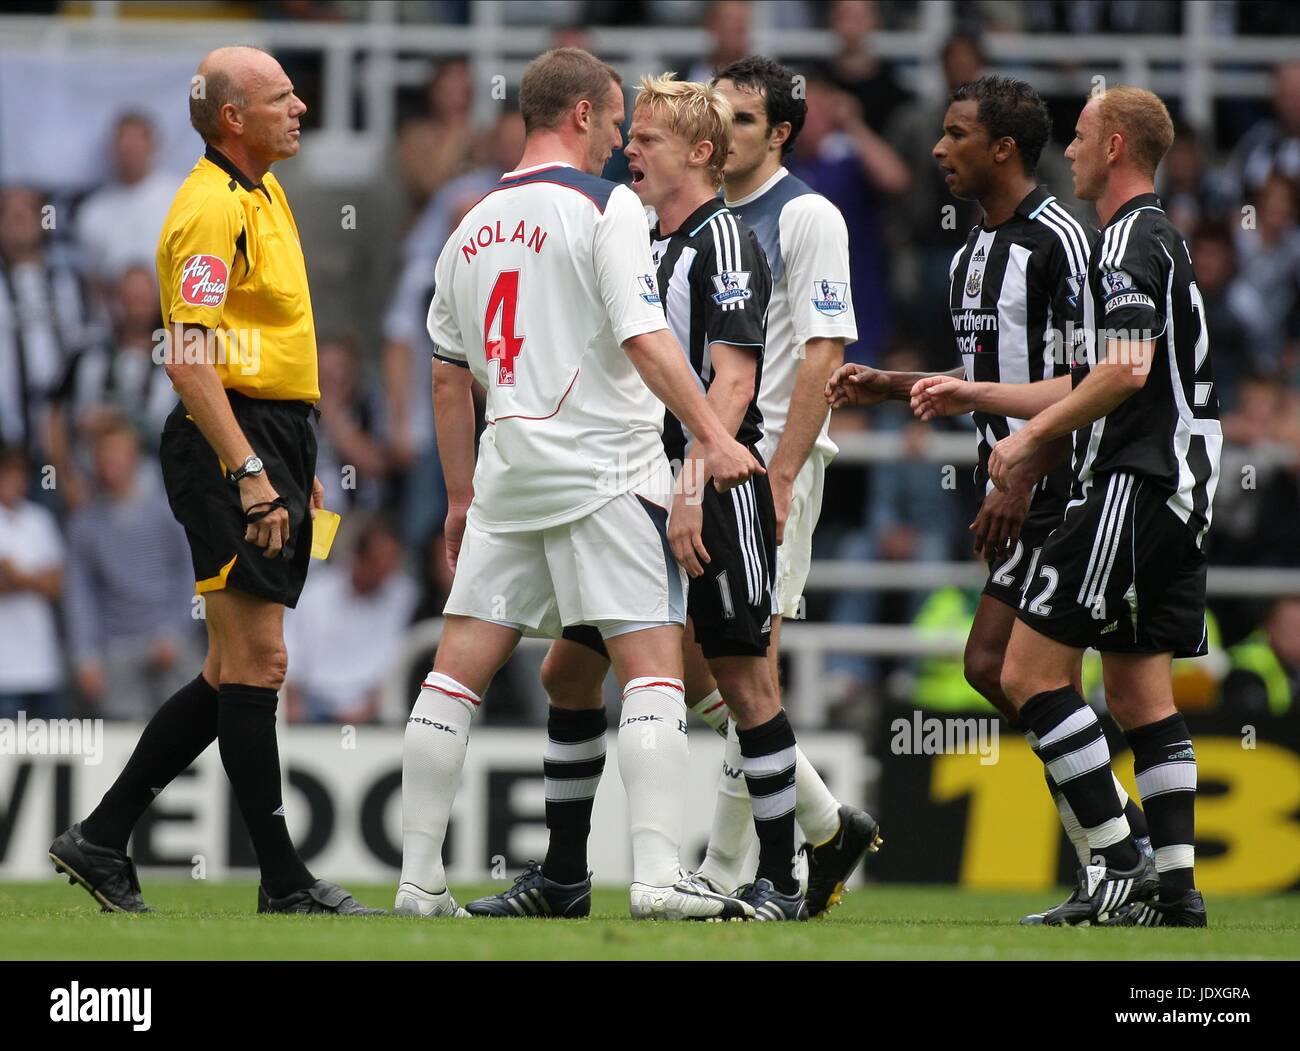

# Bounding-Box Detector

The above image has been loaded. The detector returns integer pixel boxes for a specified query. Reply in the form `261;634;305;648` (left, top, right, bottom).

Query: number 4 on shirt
485;269;525;386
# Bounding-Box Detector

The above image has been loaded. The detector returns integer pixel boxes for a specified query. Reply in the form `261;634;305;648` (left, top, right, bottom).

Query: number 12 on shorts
485;269;525;386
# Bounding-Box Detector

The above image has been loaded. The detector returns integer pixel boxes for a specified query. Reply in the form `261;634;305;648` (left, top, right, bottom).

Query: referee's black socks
218;683;314;897
83;673;220;852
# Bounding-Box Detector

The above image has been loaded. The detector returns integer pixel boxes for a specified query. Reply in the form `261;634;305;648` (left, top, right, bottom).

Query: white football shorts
773;452;827;620
444;487;686;639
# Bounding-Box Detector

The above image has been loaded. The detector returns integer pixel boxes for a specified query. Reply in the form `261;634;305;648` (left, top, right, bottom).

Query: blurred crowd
1;0;1298;726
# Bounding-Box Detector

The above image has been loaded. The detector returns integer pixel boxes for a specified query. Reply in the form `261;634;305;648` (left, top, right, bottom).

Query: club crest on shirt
711;269;752;304
965;268;983;298
811;279;848;316
637;273;661;305
179;254;229;308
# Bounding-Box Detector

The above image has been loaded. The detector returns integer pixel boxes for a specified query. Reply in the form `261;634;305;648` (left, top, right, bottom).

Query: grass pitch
2;880;1298;961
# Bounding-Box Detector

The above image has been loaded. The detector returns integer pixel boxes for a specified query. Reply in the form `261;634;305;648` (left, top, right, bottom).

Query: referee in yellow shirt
50;46;381;915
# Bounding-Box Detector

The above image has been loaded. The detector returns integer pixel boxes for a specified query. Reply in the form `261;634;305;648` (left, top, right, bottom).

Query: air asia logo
711;269;752;304
812;279;848;316
637;273;661;305
179;254;229;308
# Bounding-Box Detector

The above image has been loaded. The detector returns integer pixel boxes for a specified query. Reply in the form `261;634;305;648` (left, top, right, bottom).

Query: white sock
618;676;689;887
689;689;729;737
697;719;754;892
1054;794;1091;867
794;748;842;846
400;671;477;892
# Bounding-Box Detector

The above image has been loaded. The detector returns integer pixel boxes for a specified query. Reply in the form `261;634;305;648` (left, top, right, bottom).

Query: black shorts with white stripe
689;459;777;659
982;491;1064;610
1015;470;1209;657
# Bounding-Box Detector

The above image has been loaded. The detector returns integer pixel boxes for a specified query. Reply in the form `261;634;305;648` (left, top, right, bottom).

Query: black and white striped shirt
649;199;772;463
51;341;176;443
948;187;1096;508
0;252;96;453
1071;192;1222;541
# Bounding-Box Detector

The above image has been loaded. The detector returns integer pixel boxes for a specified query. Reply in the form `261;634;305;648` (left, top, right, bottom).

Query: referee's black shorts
160;390;318;608
1015;470;1210;658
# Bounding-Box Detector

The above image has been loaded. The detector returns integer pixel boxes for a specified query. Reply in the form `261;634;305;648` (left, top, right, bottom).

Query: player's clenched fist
910;375;978;421
704;435;764;493
825;363;892;409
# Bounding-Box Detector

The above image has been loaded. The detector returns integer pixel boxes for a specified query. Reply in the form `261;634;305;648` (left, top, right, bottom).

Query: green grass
3;881;1299;961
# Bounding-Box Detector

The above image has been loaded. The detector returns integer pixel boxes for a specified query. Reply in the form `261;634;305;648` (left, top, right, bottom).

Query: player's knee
999;662;1033;707
223;640;288;689
541;653;596;710
963;645;1004;703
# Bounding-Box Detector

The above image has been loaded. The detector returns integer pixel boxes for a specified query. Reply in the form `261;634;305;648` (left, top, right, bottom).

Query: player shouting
396;48;760;921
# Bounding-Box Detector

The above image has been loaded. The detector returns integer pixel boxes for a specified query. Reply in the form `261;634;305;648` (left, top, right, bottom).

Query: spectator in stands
75;112;179;296
395;56;477;217
64;415;198;720
889;33;985;357
0;445;65;719
1160;120;1236;232
384;107;524;548
1189;220;1268;409
314;333;388;513
1232;62;1300;199
816;0;913;136
788;76;910;362
46;264;171;510
1233;173;1300;375
1024;0;1180;34
283;515;419;724
0;186;95;464
686;1;752;83
1223;596;1300;718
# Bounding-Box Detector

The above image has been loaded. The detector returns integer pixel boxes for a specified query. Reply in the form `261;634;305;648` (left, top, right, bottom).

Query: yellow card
310;509;341;560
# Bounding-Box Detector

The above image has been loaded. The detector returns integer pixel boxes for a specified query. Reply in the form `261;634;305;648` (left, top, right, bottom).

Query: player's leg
1102;652;1205;926
465;634;610;918
396;614;521;916
52;613;222;913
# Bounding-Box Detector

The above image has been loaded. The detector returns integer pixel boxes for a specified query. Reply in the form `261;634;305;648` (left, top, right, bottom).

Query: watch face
247;457;263;473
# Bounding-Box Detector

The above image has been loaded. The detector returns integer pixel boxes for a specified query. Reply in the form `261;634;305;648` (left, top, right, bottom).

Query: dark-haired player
828;75;1154;922
911;86;1219;927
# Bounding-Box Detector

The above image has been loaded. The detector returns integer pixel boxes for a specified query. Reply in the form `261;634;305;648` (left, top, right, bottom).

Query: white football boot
629;870;754;921
393;881;470;917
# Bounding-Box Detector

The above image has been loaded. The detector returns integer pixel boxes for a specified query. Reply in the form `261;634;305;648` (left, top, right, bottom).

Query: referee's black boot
49;823;151;913
257;878;386;915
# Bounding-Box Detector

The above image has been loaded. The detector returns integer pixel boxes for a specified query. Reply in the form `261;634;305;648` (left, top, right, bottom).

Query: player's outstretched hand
668;492;710;577
444;505;468;574
825;363;892;409
705;435;763;493
910;375;977;421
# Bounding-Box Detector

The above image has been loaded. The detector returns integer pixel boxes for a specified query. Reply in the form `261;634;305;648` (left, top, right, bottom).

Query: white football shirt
427;163;670;533
726;167;858;462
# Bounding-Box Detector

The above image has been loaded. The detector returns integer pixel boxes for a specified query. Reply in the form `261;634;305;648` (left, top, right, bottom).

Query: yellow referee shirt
157;144;319;403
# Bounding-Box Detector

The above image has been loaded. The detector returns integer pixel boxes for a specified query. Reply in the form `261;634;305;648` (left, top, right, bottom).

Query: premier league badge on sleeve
711;270;753;304
812;279;849;316
637;273;661;305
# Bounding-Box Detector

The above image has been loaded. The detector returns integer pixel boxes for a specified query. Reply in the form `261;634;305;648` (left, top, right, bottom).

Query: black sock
1126;713;1196;898
218;684;313;897
738;710;798;895
542;706;606;884
1021;686;1138;870
82;674;219;851
1125;797;1150;841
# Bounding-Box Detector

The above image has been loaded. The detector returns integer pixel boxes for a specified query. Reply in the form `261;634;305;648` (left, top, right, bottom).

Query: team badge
965;268;983;297
811;279;848;316
179;254;229;308
637;273;661;305
711;270;752;304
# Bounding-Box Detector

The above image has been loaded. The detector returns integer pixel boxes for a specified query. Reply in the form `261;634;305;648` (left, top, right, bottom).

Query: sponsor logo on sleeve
637;273;661;305
811;279;848;316
179;254;229;308
710;269;752;304
1066;271;1085;308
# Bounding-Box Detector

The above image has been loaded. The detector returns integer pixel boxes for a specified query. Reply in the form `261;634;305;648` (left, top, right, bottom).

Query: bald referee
49;47;381;915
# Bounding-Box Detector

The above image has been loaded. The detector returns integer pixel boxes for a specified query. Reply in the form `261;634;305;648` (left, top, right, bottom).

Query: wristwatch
228;454;265;483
